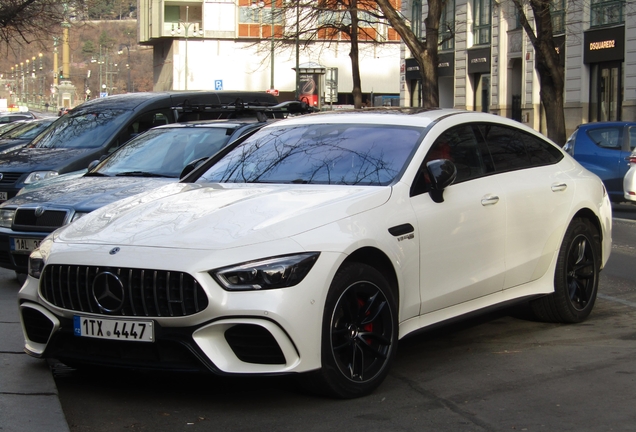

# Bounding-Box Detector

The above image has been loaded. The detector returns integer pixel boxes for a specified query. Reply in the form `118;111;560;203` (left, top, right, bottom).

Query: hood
0;148;92;172
58;183;392;250
5;177;174;212
0;139;29;153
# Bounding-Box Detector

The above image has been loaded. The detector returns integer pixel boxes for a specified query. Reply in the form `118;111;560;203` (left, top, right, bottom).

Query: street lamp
118;44;132;93
171;5;203;90
25;59;29;104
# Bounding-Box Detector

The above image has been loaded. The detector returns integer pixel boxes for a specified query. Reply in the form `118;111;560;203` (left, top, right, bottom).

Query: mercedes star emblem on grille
34;207;45;217
92;272;125;313
109;247;120;255
0;173;3;181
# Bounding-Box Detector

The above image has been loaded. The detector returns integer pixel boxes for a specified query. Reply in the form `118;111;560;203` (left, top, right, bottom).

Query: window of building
590;0;624;27
551;0;566;34
473;0;491;45
440;0;455;51
412;0;422;40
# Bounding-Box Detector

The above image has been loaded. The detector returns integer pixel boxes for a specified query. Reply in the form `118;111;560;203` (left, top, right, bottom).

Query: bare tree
510;0;565;145
375;0;446;108
270;0;391;108
0;0;68;48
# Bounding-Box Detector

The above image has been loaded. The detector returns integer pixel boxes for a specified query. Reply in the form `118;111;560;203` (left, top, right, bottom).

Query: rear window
587;127;621;149
31;109;131;149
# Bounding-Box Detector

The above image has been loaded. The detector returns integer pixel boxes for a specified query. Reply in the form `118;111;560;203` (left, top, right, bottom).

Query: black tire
298;263;398;398
531;218;600;323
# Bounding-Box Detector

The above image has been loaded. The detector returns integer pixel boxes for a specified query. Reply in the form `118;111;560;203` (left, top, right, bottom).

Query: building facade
401;0;635;138
138;0;402;108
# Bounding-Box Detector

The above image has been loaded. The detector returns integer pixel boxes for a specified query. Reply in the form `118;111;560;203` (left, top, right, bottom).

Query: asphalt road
32;215;633;432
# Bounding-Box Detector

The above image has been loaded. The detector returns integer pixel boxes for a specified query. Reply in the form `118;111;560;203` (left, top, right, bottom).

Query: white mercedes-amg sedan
18;109;612;398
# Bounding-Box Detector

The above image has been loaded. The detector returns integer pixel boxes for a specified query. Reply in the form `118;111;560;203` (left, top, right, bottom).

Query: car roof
577;121;636;129
275;108;521;129
70;91;279;113
154;118;274;130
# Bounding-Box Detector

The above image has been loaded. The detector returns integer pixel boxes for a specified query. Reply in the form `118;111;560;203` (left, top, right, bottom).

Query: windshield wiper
83;172;109;177
115;171;174;178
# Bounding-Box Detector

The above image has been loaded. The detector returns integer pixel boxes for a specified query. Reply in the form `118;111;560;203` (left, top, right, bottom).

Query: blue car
564;121;636;202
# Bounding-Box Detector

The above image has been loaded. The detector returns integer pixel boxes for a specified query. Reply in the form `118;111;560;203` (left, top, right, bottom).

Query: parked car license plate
73;316;154;342
10;237;42;252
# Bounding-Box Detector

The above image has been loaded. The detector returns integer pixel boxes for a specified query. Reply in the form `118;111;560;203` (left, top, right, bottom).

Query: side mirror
180;156;209;180
87;160;100;171
426;159;457;203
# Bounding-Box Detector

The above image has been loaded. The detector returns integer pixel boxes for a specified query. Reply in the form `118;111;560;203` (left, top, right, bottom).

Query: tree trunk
350;0;363;109
514;0;566;145
376;0;443;108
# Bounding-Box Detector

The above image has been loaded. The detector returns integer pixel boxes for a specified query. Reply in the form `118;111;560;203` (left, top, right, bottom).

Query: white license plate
0;192;6;201
73;316;154;342
10;237;42;252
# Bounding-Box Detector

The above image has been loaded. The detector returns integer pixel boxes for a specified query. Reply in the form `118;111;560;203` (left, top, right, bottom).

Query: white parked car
18;110;612;398
623;150;636;202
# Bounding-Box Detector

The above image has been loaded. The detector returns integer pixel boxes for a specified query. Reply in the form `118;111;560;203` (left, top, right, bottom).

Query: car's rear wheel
299;263;397;398
531;218;600;323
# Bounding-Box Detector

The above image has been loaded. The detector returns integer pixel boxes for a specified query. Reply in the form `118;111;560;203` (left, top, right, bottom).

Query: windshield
31;109;131;149
2;120;54;140
198;123;423;186
95;126;237;177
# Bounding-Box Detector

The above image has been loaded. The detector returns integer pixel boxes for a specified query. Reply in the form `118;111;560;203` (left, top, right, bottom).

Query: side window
113;111;171;152
478;124;528;172
628;127;636;151
587;127;621;149
411;125;486;196
519;131;564;166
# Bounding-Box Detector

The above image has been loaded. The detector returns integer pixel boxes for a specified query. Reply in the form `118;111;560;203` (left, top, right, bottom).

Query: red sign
266;89;279;96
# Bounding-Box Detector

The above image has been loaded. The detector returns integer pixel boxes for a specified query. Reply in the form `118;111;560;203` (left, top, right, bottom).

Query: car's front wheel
299;263;398;398
531;218;601;323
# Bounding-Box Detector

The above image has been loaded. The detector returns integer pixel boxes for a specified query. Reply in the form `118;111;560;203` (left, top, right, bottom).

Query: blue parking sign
214;80;223;91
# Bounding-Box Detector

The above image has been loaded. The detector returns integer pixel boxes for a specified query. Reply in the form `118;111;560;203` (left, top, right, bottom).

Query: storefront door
590;62;622;122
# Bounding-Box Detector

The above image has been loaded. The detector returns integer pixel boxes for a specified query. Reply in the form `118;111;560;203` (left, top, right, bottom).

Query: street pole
270;0;275;90
185;5;189;90
295;0;300;100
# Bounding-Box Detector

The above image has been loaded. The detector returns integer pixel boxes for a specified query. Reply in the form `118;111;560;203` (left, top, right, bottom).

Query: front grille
40;265;209;317
0;251;12;267
14;208;69;231
0;172;22;185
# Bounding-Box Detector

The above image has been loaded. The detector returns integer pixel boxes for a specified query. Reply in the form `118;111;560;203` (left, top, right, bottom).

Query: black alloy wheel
299;263;397;398
531;218;600;323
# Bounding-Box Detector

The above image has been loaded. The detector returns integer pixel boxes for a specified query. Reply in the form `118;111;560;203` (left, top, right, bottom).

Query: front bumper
0;228;48;273
18;246;343;375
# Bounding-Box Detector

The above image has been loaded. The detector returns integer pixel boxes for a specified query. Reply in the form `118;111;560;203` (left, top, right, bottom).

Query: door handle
551;183;568;192
481;195;499;206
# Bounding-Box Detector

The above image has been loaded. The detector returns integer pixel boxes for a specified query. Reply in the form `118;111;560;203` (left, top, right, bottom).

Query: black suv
0;91;280;203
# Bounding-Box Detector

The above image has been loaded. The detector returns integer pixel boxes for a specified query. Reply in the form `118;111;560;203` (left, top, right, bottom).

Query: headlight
0;209;15;228
210;252;320;291
24;171;59;184
28;249;45;279
71;211;89;222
